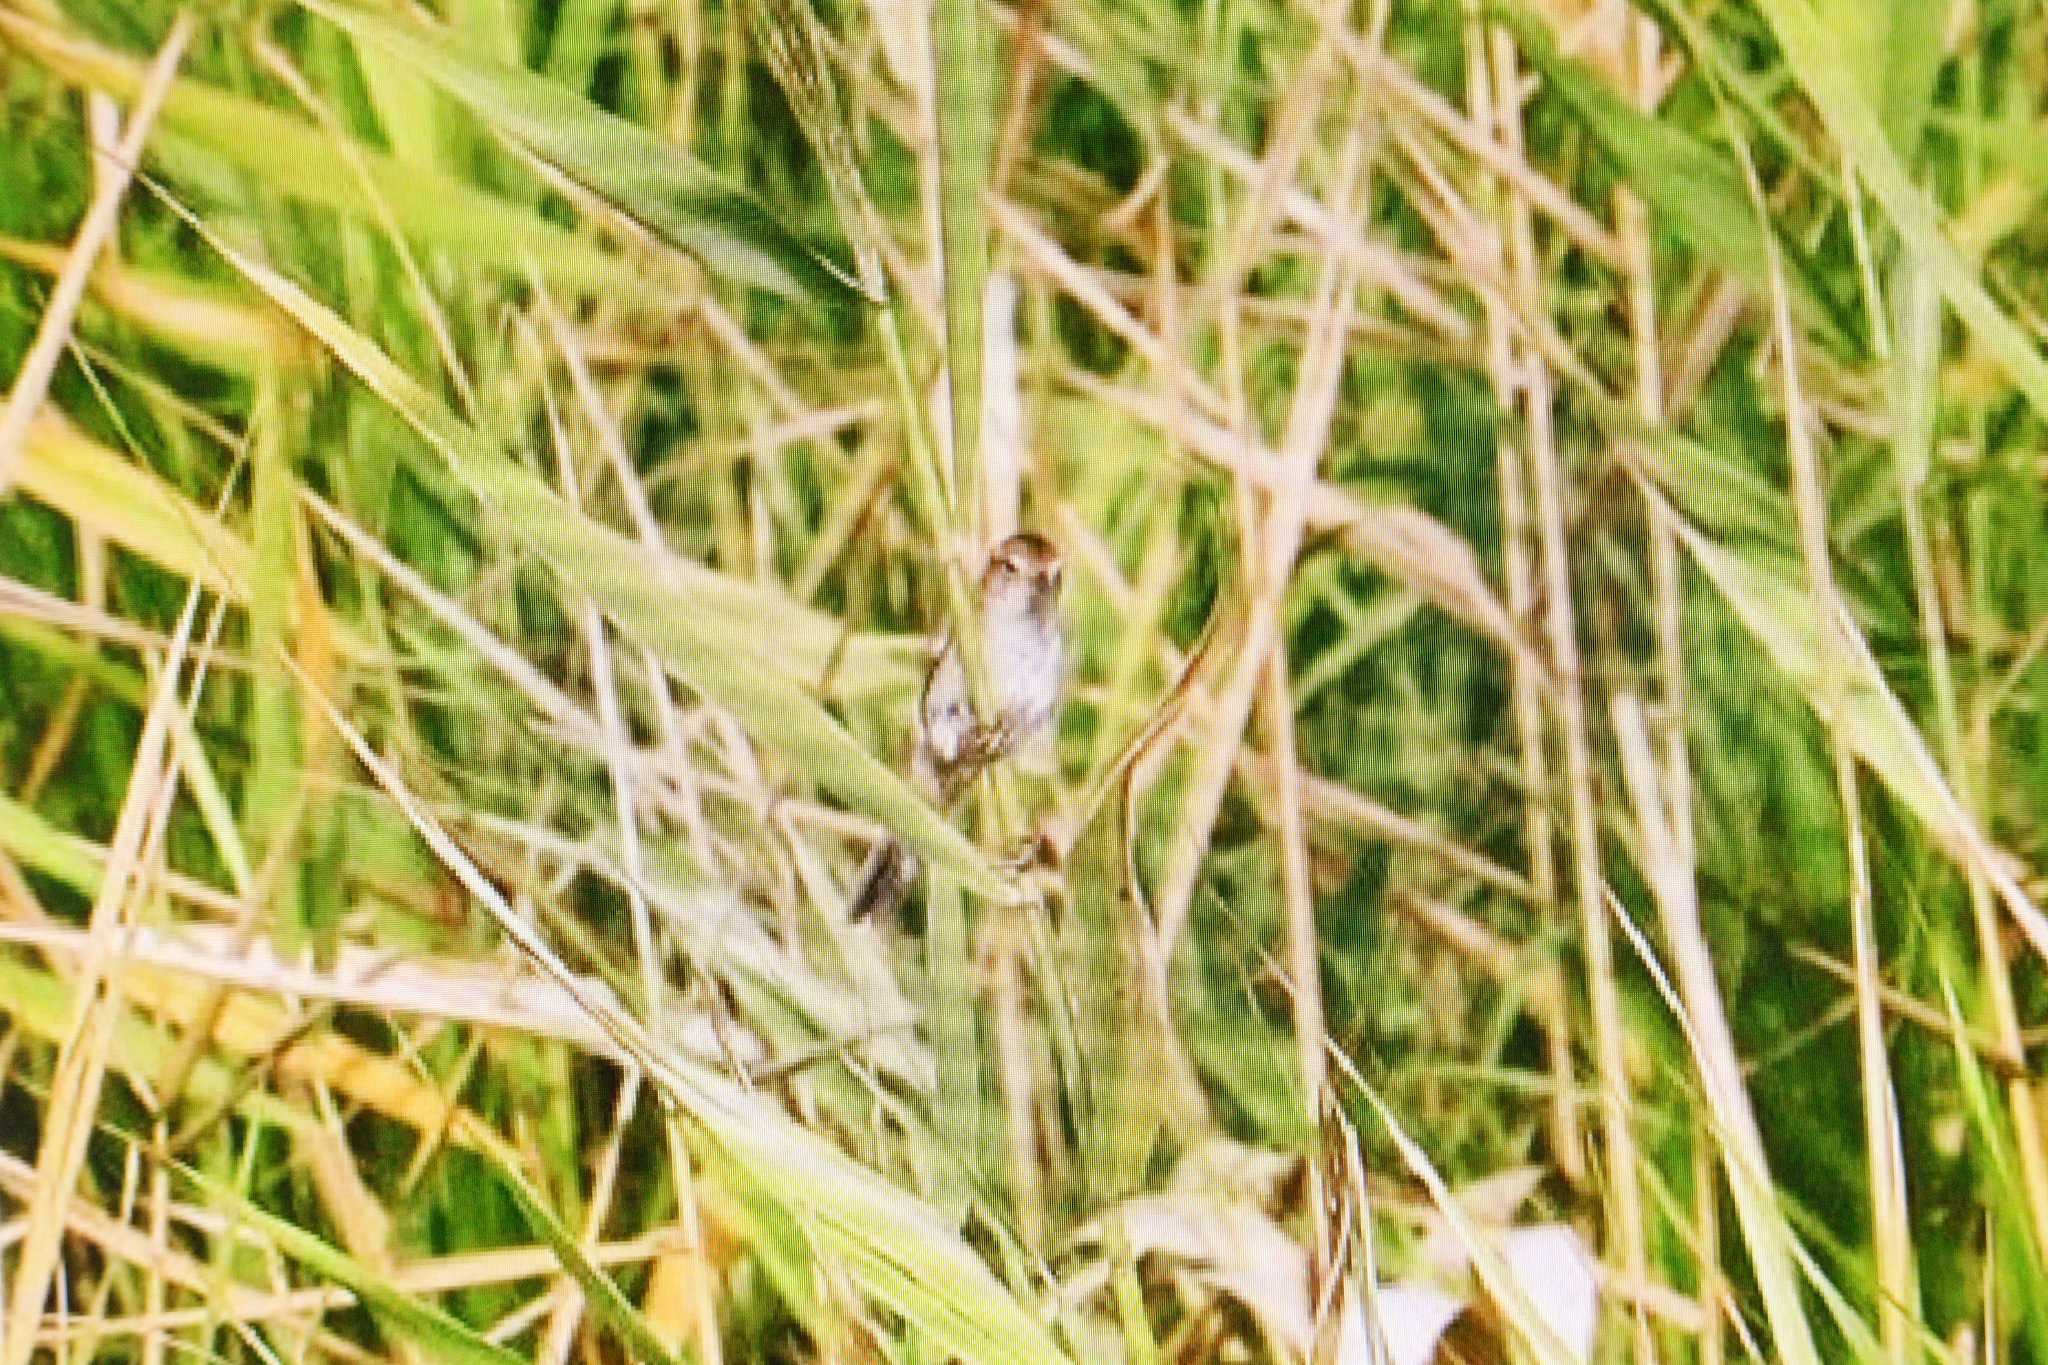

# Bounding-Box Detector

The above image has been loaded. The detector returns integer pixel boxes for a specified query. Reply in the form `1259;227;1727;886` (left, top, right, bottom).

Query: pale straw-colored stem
1486;21;1653;1354
1463;0;1578;1189
1741;126;1917;1358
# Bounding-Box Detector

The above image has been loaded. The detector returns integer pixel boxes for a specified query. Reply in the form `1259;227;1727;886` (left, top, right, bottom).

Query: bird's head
982;532;1064;618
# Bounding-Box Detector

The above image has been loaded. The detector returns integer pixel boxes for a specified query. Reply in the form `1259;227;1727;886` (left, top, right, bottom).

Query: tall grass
1;0;2046;1359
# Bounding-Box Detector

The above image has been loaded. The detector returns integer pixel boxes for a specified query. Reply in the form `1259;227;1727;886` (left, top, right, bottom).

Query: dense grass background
3;0;2048;1359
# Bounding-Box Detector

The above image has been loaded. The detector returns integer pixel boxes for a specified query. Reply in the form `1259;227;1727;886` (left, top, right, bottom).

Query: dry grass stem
0;15;191;492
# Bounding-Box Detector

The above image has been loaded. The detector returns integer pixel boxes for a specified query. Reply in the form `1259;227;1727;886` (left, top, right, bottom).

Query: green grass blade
1061;785;1165;1202
661;1053;1073;1365
1757;0;2048;423
299;0;861;304
484;1142;686;1365
933;0;994;540
1798;0;1947;160
1875;0;1947;156
1674;521;2048;964
0;11;658;306
183;1175;528;1365
0;791;107;896
925;869;979;1225
1497;3;1849;347
13;413;249;599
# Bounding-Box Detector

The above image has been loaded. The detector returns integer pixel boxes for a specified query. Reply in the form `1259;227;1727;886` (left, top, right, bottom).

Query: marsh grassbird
847;532;1065;921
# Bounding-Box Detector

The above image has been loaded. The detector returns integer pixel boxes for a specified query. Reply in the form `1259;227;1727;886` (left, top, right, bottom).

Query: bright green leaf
299;0;861;304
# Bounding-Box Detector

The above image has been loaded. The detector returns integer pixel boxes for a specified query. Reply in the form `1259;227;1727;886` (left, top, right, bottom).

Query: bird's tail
846;837;922;921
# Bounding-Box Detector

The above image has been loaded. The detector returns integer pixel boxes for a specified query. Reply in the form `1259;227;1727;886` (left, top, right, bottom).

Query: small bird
847;532;1065;921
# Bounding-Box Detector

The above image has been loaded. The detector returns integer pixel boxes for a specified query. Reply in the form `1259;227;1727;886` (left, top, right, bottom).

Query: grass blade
185;1174;528;1365
1496;3;1848;346
1757;0;2048;423
13;412;249;599
1675;519;2048;969
933;0;995;542
0;10;661;306
299;0;861;304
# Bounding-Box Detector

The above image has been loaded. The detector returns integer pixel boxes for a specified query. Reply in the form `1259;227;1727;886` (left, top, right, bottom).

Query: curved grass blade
1673;517;2048;970
485;1143;685;1365
189;220;1009;903
181;1174;527;1365
1756;0;2048;424
670;1054;1073;1365
0;10;659;306
14;412;250;599
1494;3;1851;349
299;0;861;304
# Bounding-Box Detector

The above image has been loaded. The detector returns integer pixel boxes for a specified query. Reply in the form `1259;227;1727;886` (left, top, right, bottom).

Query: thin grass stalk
1610;19;1705;1351
749;0;1002;746
991;916;1045;1251
253;35;474;415
1260;644;1327;1226
532;282;721;875
1611;695;1823;1365
1488;22;1653;1354
1325;1045;1580;1365
1187;0;1345;341
1149;55;1366;976
876;237;1001;1224
540;1073;641;1363
1333;35;1624;266
875;304;1000;743
1070;373;1182;794
1865;150;2024;1352
1104;1213;1162;1365
668;0;701;143
1611;12;1697;886
1736;123;1918;1356
987;2;1043;200
145;384;276;1249
662;1115;723;1365
144;1124;169;1365
540;368;663;1021
1467;3;1577;1188
0;586;205;1365
927;867;979;1224
1693;1119;1725;1365
1881;167;2048;1278
17;428;107;804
